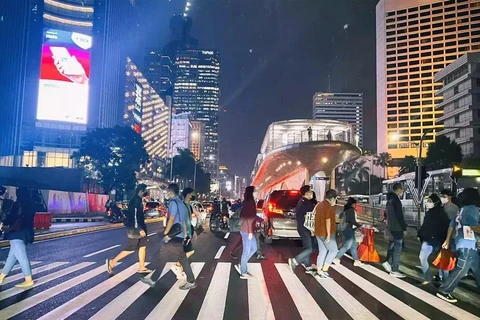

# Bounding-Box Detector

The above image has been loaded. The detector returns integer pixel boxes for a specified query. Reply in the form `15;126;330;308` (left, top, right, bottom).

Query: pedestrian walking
0;187;36;288
313;189;339;279
142;184;196;290
437;188;480;303
417;194;450;285
288;185;316;274
106;184;150;275
333;197;363;267
440;189;460;222
382;182;407;278
234;186;258;279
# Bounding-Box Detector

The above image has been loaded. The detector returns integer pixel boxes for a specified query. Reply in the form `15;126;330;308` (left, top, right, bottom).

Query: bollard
357;225;380;262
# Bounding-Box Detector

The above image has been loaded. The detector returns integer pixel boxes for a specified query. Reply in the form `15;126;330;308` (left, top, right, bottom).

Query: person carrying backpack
333;197;362;267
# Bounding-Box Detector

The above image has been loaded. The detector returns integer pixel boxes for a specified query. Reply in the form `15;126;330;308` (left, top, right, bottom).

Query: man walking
141;184;196;290
382;182;406;278
314;189;338;279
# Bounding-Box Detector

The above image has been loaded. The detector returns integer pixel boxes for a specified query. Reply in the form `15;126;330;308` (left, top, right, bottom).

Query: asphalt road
0;222;479;319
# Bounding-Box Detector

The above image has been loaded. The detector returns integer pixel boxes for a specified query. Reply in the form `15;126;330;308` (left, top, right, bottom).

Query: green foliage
71;126;149;194
424;136;463;170
338;159;370;194
166;148;211;194
398;155;417;175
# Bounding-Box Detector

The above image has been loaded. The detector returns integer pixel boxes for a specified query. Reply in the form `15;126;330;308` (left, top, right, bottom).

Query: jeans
419;242;449;282
295;228;314;267
232;232;263;256
240;231;257;274
316;236;338;268
151;237;195;283
386;231;403;272
2;239;32;277
336;228;359;261
439;248;480;294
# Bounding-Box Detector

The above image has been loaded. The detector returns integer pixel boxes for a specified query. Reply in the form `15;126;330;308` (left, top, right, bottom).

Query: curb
0;217;164;248
52;218;105;223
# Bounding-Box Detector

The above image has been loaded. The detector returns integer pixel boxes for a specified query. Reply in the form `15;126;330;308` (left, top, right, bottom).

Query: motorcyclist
110;202;124;222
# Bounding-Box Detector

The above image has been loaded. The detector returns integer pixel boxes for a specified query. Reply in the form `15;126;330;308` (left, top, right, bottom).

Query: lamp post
193;160;197;190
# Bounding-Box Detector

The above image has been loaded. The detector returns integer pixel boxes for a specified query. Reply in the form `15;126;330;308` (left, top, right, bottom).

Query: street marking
247;263;275;320
214;246;226;259
360;264;480;320
313;270;379;320
0;262;95;301
275;263;328;319
83;245;121;258
148;232;156;237
89;262;174;320
197;262;230;320
0;263;105;319
145;263;205;320
3;262;68;286
224;232;230;239
37;263;148;320
331;264;429;320
12;261;41;270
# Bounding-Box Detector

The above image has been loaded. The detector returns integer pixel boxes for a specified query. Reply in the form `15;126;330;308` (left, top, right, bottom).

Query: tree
337;159;370;194
424;136;463;170
166;148;211;194
398;155;417;175
71;126;148;196
374;152;392;178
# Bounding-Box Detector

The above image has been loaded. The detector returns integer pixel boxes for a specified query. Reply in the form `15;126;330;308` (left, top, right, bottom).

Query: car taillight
267;202;283;214
289;190;299;195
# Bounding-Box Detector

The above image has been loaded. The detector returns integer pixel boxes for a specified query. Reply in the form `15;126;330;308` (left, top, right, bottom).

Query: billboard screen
37;29;92;124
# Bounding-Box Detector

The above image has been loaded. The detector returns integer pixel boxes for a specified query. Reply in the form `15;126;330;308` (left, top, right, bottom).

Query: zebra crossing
0;258;479;320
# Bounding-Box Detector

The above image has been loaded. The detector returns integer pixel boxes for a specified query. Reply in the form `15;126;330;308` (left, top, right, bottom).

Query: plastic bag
432;249;457;271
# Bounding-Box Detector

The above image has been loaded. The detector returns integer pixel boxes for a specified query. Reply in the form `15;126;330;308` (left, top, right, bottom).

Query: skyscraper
313;93;363;146
173;49;220;176
376;0;480;159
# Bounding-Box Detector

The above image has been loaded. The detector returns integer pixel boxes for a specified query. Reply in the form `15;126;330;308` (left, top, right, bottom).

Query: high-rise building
376;0;480;159
43;0;94;33
144;50;174;99
313;93;363;146
190;120;205;161
434;52;480;157
173;49;220;176
170;113;192;157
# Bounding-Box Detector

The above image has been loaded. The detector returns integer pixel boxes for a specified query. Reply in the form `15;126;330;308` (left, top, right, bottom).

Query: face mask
441;197;448;204
143;192;148;197
426;202;434;209
190;195;196;201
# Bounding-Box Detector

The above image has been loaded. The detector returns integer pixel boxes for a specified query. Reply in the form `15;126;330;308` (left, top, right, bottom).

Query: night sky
136;0;378;177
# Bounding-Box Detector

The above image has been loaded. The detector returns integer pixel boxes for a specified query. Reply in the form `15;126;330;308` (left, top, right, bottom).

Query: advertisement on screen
37;29;92;124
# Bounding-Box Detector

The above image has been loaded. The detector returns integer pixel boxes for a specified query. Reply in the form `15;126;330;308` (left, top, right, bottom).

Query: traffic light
415;165;428;188
452;164;462;178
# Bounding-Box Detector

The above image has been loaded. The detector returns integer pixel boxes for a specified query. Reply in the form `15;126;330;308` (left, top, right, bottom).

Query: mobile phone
50;47;71;62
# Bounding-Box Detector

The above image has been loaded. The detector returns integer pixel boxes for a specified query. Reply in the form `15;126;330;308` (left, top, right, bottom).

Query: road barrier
34;212;52;229
357;226;380;262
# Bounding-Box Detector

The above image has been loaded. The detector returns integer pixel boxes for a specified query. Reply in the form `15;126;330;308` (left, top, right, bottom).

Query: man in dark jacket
106;184;150;275
288;185;316;274
382;182;406;278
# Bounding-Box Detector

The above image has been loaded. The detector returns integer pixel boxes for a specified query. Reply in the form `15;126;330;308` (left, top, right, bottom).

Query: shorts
125;236;147;251
183;240;193;253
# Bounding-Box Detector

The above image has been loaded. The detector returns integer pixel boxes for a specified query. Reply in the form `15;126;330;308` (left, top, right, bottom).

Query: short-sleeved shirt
314;200;336;238
444;202;459;221
450;205;479;250
168;196;190;238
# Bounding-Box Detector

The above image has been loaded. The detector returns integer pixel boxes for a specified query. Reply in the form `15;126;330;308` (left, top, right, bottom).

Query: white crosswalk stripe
0;260;478;320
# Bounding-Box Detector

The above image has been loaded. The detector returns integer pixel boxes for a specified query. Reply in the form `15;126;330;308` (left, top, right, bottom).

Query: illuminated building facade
173;49;220;176
376;0;480;159
190;120;205;161
170;113;192;156
125;57;170;161
43;0;94;34
313;92;363;147
435;52;480;157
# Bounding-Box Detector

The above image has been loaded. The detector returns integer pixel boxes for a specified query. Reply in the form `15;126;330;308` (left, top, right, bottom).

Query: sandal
137;268;152;274
106;259;114;275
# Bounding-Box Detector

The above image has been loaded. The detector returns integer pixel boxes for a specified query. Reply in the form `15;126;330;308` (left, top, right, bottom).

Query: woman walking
0;187;35;288
235;186;257;279
333;197;363;267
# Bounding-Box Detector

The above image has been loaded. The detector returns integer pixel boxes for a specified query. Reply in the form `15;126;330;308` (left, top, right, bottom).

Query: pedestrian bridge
251;119;361;199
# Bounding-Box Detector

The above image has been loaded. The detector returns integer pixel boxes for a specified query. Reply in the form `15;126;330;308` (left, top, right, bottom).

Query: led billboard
37;29;92;124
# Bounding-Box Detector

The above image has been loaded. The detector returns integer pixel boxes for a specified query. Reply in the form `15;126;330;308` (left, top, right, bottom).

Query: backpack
338;210;347;232
229;207;242;232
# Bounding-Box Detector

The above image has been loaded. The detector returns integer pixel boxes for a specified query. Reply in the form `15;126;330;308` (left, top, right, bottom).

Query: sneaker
332;258;341;265
257;254;266;260
230;252;238;259
288;258;297;272
234;264;242;276
436;292;457;303
15;281;34;289
353;260;363;267
240;272;254;280
432;275;441;282
171;265;185;280
305;266;316;275
315;271;330;279
179;282;197;290
382;262;392;273
390;271;406;278
140;277;157;288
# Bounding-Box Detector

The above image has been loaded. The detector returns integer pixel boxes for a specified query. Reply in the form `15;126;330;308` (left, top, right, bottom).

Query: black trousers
151;237;195;283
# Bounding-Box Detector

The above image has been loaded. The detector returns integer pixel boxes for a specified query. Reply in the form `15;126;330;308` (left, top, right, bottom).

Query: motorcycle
209;211;229;233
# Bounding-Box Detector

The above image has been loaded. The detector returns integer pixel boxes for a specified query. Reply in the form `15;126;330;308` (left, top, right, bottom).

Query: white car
191;201;207;227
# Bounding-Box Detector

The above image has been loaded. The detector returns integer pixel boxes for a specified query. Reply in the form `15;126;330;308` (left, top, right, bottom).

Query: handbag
338;211;347;232
167;223;182;238
303;210;316;232
126;208;143;239
355;229;364;243
433;249;457;271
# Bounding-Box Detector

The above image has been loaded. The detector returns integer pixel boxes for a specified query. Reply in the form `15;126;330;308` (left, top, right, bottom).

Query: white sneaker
390;271;406;278
234;264;242;276
332;258;341;265
382;262;392;273
171;265;185;280
353;260;363;267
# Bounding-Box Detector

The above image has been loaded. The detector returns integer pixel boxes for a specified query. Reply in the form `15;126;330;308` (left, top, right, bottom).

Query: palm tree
374;152;392;178
338;159;370;194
